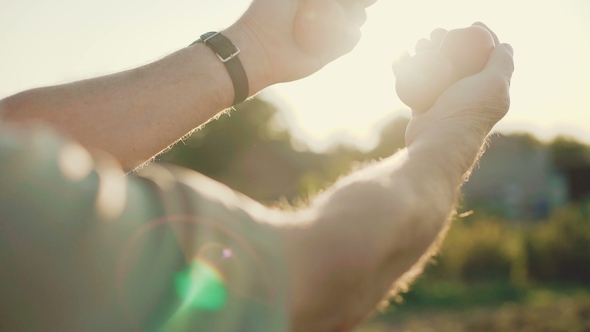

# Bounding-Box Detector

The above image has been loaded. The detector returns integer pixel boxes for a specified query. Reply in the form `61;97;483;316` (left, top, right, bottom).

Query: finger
339;0;368;26
295;0;354;55
340;0;378;8
472;22;499;46
347;2;368;26
360;0;378;7
396;51;458;114
321;21;362;63
484;43;515;82
391;50;410;77
341;22;363;52
415;38;436;53
429;28;447;48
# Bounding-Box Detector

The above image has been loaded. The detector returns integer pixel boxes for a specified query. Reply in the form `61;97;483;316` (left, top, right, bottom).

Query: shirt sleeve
0;121;289;332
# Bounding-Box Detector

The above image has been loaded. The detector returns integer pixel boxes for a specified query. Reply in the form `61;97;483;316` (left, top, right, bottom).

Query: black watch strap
191;32;249;105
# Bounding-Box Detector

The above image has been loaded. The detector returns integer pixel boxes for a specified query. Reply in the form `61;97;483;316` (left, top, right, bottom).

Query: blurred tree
365;116;408;160
549;137;590;201
550;136;590;170
159;96;409;205
159;97;327;203
155;96;590;320
526;204;590;284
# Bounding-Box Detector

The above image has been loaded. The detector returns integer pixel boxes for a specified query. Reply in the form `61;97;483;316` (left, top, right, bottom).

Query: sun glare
270;0;590;151
1;0;589;150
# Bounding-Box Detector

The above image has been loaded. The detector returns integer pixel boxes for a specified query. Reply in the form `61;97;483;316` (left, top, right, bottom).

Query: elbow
0;90;34;122
0;93;15;120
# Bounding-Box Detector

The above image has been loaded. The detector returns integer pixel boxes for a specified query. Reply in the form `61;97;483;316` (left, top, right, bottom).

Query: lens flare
173;259;228;311
116;215;277;330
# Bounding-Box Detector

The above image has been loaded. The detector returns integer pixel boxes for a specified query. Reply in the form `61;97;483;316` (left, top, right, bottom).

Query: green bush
526;205;590;283
427;216;524;284
392;203;590;313
419;203;590;286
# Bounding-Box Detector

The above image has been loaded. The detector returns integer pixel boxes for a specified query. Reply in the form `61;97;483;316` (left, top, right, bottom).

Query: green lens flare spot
173;260;228;311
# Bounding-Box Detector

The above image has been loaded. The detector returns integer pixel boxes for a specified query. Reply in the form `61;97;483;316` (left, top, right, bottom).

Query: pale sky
2;0;590;151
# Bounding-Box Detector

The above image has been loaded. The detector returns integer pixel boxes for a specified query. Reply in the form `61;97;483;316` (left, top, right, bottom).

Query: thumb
295;0;360;56
484;43;515;83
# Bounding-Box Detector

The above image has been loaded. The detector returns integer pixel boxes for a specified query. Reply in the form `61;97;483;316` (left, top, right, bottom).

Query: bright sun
269;0;590;151
1;0;590;151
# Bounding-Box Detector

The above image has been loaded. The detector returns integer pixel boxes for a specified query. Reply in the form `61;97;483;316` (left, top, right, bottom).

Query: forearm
330;116;487;260
288;116;489;330
365;116;490;272
0;0;372;171
0;25;271;170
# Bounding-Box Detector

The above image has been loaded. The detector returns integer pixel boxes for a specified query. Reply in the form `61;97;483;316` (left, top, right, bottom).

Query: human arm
283;43;513;331
0;64;511;331
0;0;373;170
0;13;514;332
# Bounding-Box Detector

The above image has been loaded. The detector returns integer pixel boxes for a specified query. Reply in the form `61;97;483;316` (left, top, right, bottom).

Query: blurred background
2;0;590;331
157;97;590;331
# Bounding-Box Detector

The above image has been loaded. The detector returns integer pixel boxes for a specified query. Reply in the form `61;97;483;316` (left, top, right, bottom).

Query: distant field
358;285;590;332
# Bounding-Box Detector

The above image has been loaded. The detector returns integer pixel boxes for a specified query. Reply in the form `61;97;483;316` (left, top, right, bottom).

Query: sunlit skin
394;23;498;115
293;0;369;57
3;1;590;149
0;0;375;170
394;50;457;114
440;25;496;77
0;1;514;331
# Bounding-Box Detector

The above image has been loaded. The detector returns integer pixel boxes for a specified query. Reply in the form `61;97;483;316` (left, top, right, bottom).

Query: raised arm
0;2;514;330
282;40;514;330
148;34;514;330
0;0;373;170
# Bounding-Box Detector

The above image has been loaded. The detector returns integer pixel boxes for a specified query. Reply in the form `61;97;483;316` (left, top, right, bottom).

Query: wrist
406;106;495;148
408;117;489;182
222;22;275;99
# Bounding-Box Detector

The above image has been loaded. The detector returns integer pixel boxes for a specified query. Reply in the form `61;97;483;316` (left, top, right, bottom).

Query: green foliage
160;96;408;204
157;96;590;330
429;217;518;283
384;202;590;325
160;98;285;179
398;280;525;309
160;98;332;203
550;135;590;169
527;204;590;283
370;205;590;331
413;203;590;289
370;289;590;332
159;96;590;308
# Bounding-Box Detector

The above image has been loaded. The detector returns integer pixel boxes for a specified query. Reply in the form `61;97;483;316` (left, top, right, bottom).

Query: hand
225;0;376;91
394;23;514;145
